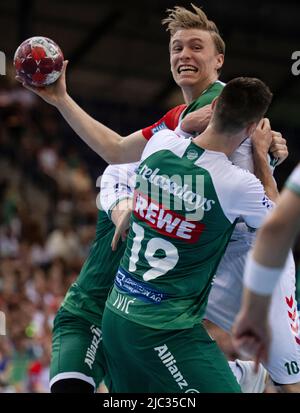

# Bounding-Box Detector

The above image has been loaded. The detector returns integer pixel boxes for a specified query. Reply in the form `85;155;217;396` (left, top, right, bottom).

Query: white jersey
229;137;254;172
229;138;275;241
99;162;138;216
205;163;300;385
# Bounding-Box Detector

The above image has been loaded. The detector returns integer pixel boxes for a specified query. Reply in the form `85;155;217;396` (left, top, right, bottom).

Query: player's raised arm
17;60;147;164
55;87;147;164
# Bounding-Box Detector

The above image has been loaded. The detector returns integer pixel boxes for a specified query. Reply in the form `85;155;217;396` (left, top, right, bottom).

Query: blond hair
162;3;225;56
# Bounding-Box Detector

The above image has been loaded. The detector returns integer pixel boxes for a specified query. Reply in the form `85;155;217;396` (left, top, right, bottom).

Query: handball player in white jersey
233;165;300;392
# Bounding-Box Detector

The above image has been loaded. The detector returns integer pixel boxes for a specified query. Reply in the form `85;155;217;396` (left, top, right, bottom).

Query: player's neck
193;125;244;157
182;76;218;104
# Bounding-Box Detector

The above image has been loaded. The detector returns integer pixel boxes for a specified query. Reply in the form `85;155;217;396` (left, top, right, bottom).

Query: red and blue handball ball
13;36;64;87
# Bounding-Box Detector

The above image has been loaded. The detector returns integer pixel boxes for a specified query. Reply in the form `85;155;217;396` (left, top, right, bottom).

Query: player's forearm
241;288;271;319
252;219;291;268
55;94;124;163
252;151;278;201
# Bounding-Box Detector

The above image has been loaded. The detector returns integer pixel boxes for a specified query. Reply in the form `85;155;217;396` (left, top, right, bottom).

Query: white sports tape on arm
244;253;284;296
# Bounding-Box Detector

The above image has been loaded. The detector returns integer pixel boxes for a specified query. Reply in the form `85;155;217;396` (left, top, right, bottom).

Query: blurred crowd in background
0;73;299;393
0;73;101;392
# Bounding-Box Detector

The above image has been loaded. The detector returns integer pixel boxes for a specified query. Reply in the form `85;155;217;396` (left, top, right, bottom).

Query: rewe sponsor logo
84;325;102;370
133;191;205;243
154;344;189;390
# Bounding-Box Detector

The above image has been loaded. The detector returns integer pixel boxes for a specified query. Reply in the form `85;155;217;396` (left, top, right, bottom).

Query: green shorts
102;308;241;393
50;307;106;390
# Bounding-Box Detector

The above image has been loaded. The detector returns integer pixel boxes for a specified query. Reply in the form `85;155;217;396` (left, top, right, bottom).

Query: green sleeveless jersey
106;130;272;330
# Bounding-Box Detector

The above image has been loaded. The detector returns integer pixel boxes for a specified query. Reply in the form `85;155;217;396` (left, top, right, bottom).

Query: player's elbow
102;141;125;164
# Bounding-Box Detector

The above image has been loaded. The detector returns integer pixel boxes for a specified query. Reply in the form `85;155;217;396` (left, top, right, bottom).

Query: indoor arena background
0;0;300;392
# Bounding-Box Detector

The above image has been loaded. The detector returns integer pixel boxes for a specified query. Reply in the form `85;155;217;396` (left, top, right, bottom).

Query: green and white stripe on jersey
286;164;300;196
106;129;272;330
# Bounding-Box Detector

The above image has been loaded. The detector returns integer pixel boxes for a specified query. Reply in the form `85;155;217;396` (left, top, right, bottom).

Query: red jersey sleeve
142;104;186;140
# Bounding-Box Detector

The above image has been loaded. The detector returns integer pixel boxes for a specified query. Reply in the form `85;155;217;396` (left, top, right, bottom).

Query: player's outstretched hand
269;131;288;166
181;104;212;134
15;60;69;108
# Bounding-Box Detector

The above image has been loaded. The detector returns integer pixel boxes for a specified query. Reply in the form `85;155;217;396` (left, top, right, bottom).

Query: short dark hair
213;77;273;134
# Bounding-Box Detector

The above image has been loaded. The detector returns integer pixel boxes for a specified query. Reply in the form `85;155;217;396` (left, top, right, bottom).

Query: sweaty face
170;29;224;89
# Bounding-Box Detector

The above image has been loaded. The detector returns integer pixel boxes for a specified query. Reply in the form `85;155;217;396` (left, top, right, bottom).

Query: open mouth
178;65;198;74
